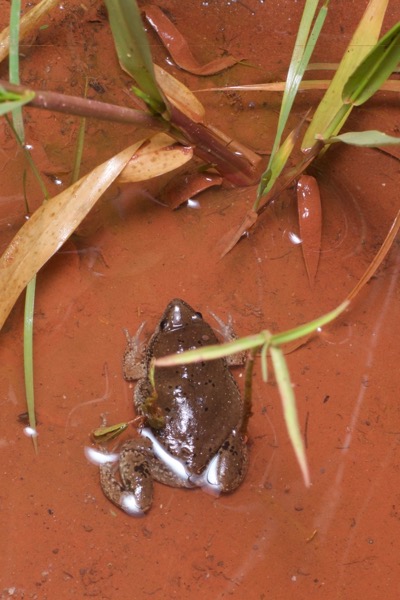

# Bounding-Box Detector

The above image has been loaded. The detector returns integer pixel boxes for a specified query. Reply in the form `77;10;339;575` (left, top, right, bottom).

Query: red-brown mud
0;1;400;598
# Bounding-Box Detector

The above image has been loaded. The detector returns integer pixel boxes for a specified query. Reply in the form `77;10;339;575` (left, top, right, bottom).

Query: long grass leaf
9;0;23;139
156;302;349;368
302;0;389;149
270;345;310;487
0;143;142;331
342;21;400;106
104;0;164;110
256;0;328;202
23;277;37;451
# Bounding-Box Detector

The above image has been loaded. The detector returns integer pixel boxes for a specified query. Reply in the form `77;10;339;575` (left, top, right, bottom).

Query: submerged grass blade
70;82;88;185
270;345;310;487
23;277;38;452
297;174;322;286
9;0;23;138
9;0;38;449
0;0;58;64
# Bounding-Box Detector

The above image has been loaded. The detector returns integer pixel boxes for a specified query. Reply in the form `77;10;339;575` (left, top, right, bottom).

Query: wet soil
0;1;400;598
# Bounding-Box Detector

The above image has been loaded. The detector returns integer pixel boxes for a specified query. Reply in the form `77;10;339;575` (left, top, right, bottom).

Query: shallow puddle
1;1;400;598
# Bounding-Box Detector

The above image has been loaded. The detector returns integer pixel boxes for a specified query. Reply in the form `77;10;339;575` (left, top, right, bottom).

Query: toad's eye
160;318;169;331
192;311;203;321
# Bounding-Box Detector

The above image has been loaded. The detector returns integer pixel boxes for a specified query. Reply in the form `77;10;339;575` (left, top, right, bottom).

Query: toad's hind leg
100;439;154;515
210;430;248;493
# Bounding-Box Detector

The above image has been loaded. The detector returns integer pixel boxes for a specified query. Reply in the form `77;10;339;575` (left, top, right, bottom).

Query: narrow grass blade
270;345;310;487
23;276;38;451
347;210;400;301
297;174;322;286
256;0;328;203
156;302;349;368
270;301;349;346
70;82;88;185
0;0;58;64
104;0;164;111
256;116;306;203
0;90;35;115
9;0;24;139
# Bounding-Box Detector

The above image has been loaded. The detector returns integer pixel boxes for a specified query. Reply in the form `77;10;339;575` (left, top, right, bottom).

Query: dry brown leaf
118;133;193;183
160;171;222;209
0;0;59;64
347;209;400;301
0;134;194;330
154;65;205;123
218;210;258;258
297;175;322;286
145;6;242;76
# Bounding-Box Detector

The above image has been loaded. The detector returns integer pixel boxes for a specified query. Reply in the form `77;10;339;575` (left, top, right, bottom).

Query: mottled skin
100;299;248;515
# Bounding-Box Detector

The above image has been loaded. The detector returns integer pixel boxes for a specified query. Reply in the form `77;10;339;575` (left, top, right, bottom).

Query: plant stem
168;105;261;186
0;79;261;185
0;79;165;129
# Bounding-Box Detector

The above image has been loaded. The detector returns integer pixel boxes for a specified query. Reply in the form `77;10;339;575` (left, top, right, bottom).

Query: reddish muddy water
1;1;400;598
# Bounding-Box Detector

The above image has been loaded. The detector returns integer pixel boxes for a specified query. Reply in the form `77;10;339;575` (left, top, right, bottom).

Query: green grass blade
156;302;349;368
271;301;349;346
270;345;310;487
9;0;24;139
104;0;164;111
302;0;389;149
0;90;35;115
70;80;88;185
342;21;400;106
155;332;267;366
9;0;38;450
256;0;328;202
323;130;400;146
260;342;269;382
23;276;38;451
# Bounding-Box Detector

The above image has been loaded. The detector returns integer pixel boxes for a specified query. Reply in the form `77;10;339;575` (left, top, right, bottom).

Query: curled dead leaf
144;6;242;76
160;171;222;209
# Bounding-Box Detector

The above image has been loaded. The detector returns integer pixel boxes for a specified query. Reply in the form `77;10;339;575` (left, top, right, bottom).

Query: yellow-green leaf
0;142;142;331
118;133;193;183
270;345;310;487
342;21;400;106
302;0;389;149
323;130;400;146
